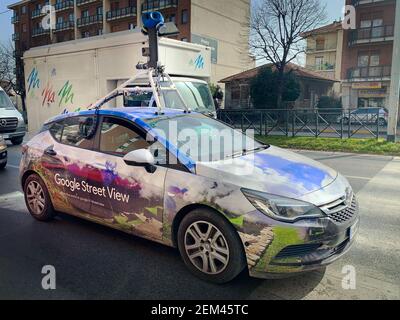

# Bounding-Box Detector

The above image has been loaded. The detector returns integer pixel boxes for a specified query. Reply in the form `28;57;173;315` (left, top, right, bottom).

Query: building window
129;0;135;7
69;13;74;22
128;23;135;30
316;38;325;51
315;56;324;70
82;10;89;18
82;31;90;38
21;6;26;14
97;29;103;35
97;6;103;16
181;9;189;24
57;16;63;24
22;23;27;33
168;14;176;24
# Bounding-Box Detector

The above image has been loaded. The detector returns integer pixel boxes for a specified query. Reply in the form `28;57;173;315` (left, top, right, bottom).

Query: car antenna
89;12;191;115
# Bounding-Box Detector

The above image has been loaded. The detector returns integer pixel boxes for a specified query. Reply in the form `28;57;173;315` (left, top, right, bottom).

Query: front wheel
24;174;55;221
11;137;24;145
177;208;246;284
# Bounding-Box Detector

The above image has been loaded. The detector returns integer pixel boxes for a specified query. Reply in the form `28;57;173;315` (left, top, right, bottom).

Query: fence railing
350;25;394;44
347;65;391;80
217;108;393;139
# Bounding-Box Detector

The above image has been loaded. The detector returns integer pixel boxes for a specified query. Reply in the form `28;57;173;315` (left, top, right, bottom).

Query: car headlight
242;188;325;223
17;117;25;128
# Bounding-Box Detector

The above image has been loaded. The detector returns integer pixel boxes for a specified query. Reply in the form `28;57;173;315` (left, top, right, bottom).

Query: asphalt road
0;141;399;300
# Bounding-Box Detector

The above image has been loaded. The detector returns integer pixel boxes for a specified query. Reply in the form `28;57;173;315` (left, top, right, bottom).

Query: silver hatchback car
20;108;359;283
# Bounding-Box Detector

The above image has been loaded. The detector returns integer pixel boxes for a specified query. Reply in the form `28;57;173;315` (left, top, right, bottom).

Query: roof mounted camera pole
90;12;191;115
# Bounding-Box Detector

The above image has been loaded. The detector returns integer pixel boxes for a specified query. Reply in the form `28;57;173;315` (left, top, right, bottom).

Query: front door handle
44;147;57;157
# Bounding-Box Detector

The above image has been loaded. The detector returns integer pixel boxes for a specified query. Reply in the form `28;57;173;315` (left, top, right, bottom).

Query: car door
45;115;97;215
88;115;167;241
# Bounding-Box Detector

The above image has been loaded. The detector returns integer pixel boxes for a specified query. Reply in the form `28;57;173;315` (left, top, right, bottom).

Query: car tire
0;161;6;170
11;137;24;145
24;173;55;221
177;208;246;284
377;118;387;126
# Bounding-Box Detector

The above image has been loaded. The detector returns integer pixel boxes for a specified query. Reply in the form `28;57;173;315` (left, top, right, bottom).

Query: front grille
0;117;18;132
275;243;322;259
320;194;358;224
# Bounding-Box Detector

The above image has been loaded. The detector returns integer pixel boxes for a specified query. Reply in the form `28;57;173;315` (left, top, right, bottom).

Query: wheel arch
171;203;245;253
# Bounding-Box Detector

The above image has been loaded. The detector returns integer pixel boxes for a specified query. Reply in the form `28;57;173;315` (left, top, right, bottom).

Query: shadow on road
0;206;326;299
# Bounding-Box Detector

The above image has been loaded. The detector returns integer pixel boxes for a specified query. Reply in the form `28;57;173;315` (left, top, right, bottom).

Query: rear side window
49;122;63;141
49;116;95;149
61;116;95;148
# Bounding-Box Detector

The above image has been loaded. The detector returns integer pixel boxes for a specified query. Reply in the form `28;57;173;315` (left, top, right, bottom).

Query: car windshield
144;113;267;162
124;81;216;114
0;91;15;109
174;81;215;113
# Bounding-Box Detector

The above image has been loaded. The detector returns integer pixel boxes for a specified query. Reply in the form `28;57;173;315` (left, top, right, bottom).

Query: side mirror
123;149;156;173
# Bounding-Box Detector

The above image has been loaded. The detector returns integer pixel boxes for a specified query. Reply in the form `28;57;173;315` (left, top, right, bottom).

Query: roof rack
89;12;191;115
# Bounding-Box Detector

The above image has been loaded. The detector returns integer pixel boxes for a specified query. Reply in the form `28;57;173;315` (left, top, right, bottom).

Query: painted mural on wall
26;64;77;112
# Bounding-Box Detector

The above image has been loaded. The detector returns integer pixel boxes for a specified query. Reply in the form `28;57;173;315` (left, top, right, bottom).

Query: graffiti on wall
27;68;40;92
41;83;56;106
58;81;74;107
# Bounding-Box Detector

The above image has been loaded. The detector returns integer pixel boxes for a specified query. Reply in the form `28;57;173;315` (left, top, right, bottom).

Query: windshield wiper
225;145;269;159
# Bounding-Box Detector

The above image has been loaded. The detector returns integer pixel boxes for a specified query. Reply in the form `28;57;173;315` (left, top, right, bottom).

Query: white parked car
0;86;26;145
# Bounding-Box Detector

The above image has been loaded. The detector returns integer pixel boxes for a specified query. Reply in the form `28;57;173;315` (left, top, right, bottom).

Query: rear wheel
24;174;55;221
377;118;387;126
11;137;24;145
177;208;246;284
0;161;6;170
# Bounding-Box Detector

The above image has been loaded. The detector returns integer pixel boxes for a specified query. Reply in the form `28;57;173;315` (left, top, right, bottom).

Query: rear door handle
44;147;57;157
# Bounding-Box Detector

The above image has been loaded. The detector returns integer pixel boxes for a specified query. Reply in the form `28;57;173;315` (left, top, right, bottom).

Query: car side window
49;121;63;142
60;116;95;149
99;117;150;156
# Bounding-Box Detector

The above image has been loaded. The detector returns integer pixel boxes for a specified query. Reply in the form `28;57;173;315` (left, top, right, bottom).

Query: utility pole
387;0;400;142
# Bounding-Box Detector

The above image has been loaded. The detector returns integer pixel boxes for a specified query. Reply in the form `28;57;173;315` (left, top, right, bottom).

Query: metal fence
217;108;395;139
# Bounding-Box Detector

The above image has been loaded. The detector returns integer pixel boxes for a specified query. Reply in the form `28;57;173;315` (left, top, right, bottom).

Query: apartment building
341;0;397;110
8;0;254;97
301;21;344;96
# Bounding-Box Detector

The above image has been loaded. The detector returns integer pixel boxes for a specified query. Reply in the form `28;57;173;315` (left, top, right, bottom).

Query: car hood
196;146;338;199
0;108;22;118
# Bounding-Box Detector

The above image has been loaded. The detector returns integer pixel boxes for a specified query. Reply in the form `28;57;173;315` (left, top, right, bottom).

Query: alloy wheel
26;181;46;215
184;221;230;275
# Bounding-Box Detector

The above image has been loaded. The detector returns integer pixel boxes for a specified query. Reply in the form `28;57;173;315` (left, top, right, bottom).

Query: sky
0;0;345;46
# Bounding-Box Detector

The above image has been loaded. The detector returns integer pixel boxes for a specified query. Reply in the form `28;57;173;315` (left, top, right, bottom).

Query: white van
123;77;216;117
0;86;26;145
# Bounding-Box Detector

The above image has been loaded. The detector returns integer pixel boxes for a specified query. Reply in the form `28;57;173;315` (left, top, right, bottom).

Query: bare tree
0;40;25;110
249;0;327;108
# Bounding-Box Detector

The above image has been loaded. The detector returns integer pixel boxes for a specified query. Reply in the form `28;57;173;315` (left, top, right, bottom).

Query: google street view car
20;11;359;283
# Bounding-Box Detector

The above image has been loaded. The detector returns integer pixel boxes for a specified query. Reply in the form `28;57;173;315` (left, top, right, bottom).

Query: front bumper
1;127;26;140
247;203;360;279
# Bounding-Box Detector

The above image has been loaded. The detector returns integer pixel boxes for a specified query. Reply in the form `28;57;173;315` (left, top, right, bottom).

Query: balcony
307;63;336;72
352;0;394;6
55;21;75;32
31;8;47;19
347;65;391;80
12;33;20;41
77;14;103;27
142;0;178;12
349;25;394;45
76;0;101;6
55;0;74;12
11;15;20;24
106;7;137;21
306;43;337;53
32;27;51;37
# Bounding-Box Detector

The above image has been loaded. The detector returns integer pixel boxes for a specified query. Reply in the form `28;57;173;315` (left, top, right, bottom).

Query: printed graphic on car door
44;116;96;215
88;116;167;241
